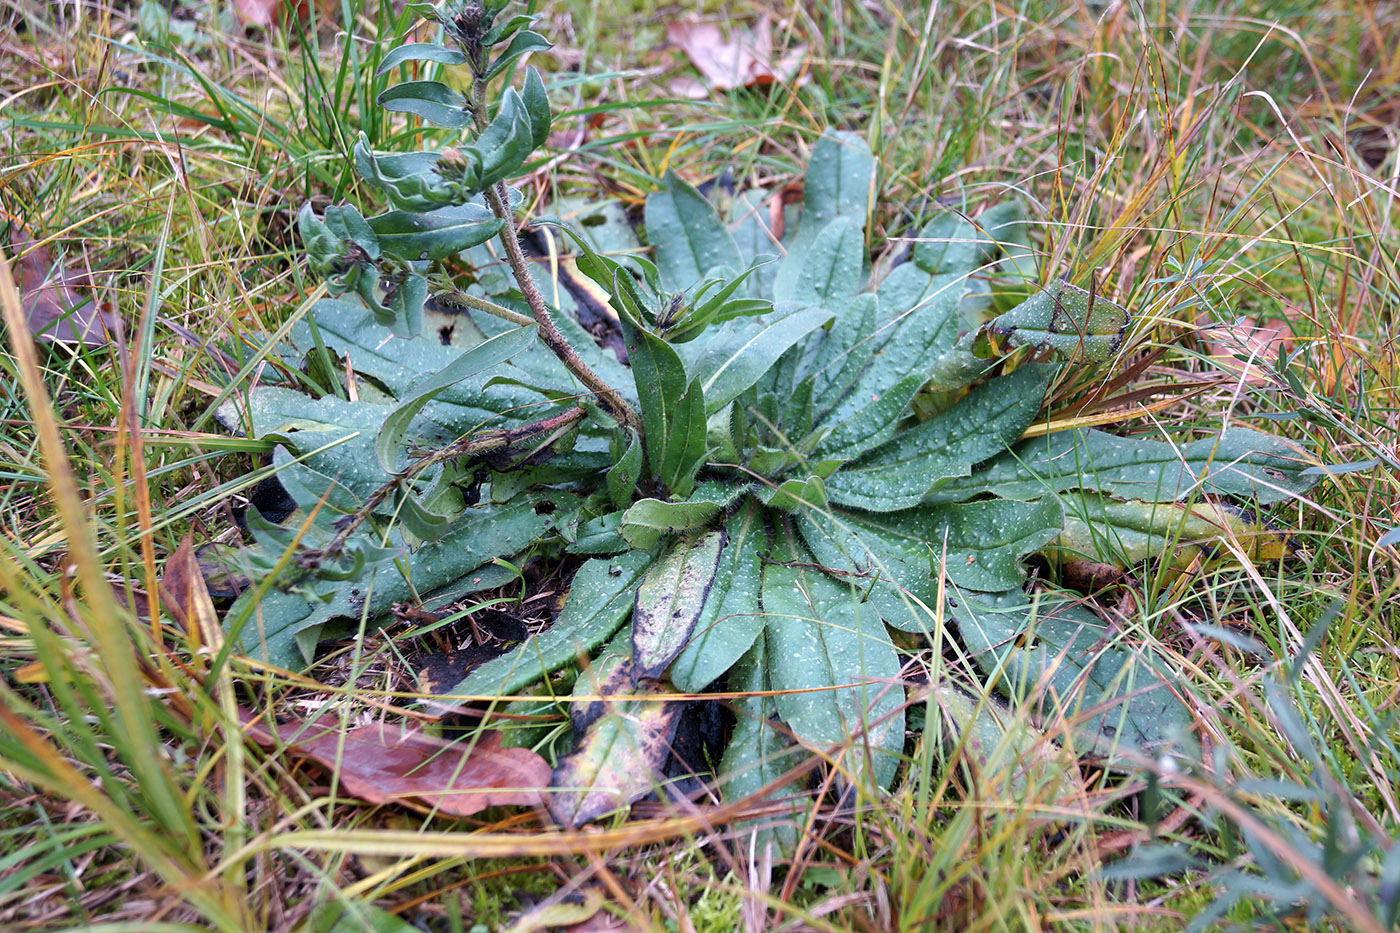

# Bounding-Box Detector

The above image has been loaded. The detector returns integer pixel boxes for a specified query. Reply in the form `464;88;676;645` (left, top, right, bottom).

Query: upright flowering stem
450;5;640;432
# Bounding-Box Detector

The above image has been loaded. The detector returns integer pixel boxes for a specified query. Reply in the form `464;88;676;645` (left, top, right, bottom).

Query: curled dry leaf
667;15;805;96
241;710;549;816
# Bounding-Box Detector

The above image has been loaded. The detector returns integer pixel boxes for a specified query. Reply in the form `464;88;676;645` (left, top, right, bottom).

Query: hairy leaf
378;80;471;128
926;427;1319;506
376;324;538;472
375;42;468;74
368;203;503;261
949;588;1195;757
645;170;743;291
824;364;1054;511
761;540;905;789
632;529;726;679
671;501;768;692
444;550;654;699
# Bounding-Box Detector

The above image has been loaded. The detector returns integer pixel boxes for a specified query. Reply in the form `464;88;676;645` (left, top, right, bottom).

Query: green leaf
928;681;1081;802
659;378;708;497
378;81;471;128
446;550;655;699
812;273;969;453
980;280;1129;361
672;500;768;692
795;130;875;232
520;66;552;151
925;427;1320;506
482;12;536;47
796;498;1063;618
620;319;692;487
392;481;453;540
376;324;538;473
487;29;552;79
717;638;801;854
772;130;875;299
569;510;628;556
632;528;727;679
824;364;1054;511
812;372;926;460
375;42;468;75
476;88;537;188
619;482;743;550
779;217;864;305
695;305;834;414
761;538;905;790
911;211;985;276
226;496;550;670
949;588;1195;756
368;203;504;261
644;170;743;291
606;429;642;510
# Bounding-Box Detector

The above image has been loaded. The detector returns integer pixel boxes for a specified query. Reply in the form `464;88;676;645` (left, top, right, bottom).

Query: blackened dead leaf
549;660;682;827
241;710;549;816
667;16;805;95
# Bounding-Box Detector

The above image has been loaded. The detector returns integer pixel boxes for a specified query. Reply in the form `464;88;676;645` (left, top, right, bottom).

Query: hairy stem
320;406;587;558
464;72;640;431
430;288;534;328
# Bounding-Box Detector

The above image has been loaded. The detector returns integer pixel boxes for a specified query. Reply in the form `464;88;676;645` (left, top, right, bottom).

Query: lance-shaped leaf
824;364;1054;511
718;638;802;854
606;428;642;510
375;42;468;74
671;500;768;692
621;318;707;495
619;481;746;549
645;170;743;291
549;660;682;827
761;541;905;790
772;130;875;299
796;498;1063;626
632;529;726;680
812;273;969;456
912;211;986;276
476;88;538;188
368;203;504;261
488;28;552;79
520;66;551;151
948;588;1195;757
225;496;550;670
928;681;1081;802
694;304;834;414
378;80;471;128
1044;493;1298;571
925;427;1319;506
376;324;538;472
782;216;864;305
444;550;654;699
977;279;1128;361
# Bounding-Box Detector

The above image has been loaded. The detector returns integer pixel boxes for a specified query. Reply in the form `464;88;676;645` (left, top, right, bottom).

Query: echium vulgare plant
221;0;1321;833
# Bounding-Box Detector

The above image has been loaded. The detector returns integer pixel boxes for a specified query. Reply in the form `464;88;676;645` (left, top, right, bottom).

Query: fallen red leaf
241;710;549;816
667;15;805;94
7;227;117;347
